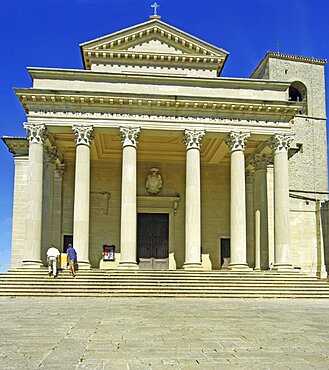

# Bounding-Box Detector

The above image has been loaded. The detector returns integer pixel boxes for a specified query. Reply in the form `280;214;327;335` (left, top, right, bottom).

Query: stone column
267;165;275;267
251;154;271;269
53;163;65;251
41;146;57;264
72;125;94;269
182;129;205;270
245;171;255;267
225;131;251;270
316;201;327;279
268;134;294;271
118;126;140;269
22;123;47;267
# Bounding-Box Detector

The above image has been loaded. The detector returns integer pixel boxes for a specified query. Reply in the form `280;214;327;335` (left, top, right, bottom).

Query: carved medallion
145;168;163;194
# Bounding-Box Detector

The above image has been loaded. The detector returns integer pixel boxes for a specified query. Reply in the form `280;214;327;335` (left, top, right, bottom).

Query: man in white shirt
46;245;60;277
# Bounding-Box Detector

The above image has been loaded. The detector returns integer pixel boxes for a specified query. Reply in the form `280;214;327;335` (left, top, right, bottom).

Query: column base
317;266;327;279
253;267;261;271
77;260;91;270
271;264;298;273
228;264;252;271
182;262;204;271
118;262;139;270
21;260;43;268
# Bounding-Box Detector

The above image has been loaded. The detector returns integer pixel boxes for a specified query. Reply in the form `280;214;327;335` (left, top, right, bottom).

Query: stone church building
3;15;329;276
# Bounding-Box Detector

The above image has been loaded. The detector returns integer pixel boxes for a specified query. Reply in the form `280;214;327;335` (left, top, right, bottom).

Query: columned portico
22;123;47;267
269;134;294;271
182;129;205;270
118;126;140;269
226;131;251;271
72;124;94;269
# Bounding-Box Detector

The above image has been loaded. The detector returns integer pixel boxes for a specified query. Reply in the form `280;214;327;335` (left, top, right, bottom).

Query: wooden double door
137;213;169;270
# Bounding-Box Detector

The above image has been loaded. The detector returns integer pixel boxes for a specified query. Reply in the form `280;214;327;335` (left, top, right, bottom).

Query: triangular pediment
80;19;229;72
126;39;184;55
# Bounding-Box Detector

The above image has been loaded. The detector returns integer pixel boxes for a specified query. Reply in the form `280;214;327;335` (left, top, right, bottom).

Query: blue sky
0;0;328;271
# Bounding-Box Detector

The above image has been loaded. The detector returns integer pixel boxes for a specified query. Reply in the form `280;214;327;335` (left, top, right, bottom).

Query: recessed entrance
137;213;169;270
220;238;231;268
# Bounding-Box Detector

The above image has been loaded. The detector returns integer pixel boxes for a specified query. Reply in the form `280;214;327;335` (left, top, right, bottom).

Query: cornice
15;89;303;118
267;52;327;65
82;49;224;69
251;51;327;78
2;137;29;156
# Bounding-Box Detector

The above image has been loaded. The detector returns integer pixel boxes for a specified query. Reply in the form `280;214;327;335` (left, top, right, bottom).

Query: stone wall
61;160;231;269
11;156;28;268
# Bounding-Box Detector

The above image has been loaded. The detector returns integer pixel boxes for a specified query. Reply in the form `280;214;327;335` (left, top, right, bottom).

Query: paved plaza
0;298;329;369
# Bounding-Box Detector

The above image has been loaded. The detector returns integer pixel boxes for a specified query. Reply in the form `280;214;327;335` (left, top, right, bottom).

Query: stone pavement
0;298;329;369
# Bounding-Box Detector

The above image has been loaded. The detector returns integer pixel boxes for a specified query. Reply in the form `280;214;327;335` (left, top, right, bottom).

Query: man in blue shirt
66;244;77;277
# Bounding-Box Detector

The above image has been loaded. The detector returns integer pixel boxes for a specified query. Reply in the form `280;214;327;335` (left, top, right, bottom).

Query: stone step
1;268;315;274
0;272;318;280
0;280;324;288
0;290;329;299
1;270;328;298
0;276;320;286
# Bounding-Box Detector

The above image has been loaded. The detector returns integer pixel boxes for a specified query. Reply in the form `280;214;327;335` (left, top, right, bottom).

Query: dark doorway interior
137;213;169;261
220;238;230;266
63;235;73;253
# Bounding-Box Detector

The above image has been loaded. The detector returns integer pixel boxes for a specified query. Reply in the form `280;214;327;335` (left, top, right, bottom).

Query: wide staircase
0;269;329;298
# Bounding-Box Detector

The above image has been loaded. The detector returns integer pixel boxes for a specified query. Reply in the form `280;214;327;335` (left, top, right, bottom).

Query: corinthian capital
55;163;65;177
44;146;58;164
183;129;205;150
24;123;47;144
72;125;94;146
268;134;294;154
119;126;140;148
245;170;255;183
251;154;273;171
225;131;250;152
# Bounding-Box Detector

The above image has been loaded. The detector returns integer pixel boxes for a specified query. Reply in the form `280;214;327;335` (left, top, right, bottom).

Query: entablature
16;89;302;122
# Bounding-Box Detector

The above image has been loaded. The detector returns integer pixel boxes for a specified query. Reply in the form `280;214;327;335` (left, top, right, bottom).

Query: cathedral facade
3;16;328;276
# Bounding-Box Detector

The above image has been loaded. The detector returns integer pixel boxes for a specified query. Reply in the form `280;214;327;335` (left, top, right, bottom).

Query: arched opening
288;81;307;113
289;86;303;102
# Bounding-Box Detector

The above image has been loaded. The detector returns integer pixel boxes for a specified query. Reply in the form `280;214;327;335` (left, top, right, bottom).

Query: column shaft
182;129;205;270
184;148;201;267
52;164;65;251
274;150;291;265
118;127;140;269
72;125;94;269
23;124;46;267
245;171;255;267
226;131;251;271
252;154;271;269
41;147;57;263
269;134;294;271
230;150;247;266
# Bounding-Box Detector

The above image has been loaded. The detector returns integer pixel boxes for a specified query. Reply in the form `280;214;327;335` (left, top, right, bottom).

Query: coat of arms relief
145;168;163;194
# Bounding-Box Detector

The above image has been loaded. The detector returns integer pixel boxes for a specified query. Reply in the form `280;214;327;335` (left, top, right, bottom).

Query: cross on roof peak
150;2;161;20
151;2;160;16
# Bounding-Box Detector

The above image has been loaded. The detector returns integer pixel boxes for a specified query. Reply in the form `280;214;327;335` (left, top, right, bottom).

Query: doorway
220;238;231;268
137;213;169;270
63;235;73;253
